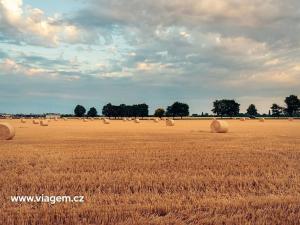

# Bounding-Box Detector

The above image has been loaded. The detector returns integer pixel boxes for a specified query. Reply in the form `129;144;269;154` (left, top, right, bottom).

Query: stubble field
0;119;300;225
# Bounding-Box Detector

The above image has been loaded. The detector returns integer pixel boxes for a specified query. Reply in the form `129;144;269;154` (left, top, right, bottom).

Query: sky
0;0;299;114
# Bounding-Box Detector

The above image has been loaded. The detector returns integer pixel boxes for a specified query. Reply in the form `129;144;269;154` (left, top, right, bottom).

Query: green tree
102;103;114;117
247;104;258;116
102;103;149;118
270;104;283;117
87;107;98;117
138;103;149;118
166;102;189;118
154;108;165;118
284;95;299;116
212;99;240;117
74;105;86;117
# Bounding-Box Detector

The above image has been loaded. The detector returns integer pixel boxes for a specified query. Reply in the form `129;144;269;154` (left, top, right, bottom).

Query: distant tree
138;103;149;118
125;105;134;117
212;99;240;117
154;108;165;118
118;104;127;117
270;103;283;117
247;104;258;116
74;105;86;117
102;103;149;118
132;104;139;117
87;107;98;117
102;103;114;118
284;95;300;116
166;102;189;118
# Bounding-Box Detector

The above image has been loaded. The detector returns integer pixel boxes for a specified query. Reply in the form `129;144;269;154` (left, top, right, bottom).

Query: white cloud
215;36;268;56
0;58;47;76
0;0;89;46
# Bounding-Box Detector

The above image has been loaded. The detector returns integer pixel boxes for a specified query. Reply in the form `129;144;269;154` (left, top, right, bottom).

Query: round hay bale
166;119;175;126
63;118;68;121
210;120;229;133
103;118;110;124
21;118;26;123
154;118;159;123
33;119;39;124
128;118;132;121
259;118;265;122
135;118;140;123
240;118;246;121
288;118;294;121
40;120;49;126
83;118;88;122
123;118;127;121
0;123;15;140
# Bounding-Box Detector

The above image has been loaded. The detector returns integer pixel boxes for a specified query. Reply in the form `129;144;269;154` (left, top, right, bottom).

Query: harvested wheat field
0;119;300;225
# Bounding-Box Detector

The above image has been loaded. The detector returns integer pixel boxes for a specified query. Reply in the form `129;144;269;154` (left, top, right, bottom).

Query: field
0;119;300;225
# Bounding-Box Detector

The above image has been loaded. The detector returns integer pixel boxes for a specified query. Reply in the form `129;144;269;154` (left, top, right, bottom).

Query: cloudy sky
0;0;299;114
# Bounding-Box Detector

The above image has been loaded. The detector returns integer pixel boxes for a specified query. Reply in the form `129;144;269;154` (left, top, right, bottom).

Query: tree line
74;102;189;118
211;95;300;117
73;94;300;118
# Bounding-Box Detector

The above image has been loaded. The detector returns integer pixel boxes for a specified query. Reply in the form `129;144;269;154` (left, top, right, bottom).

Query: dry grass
0;119;300;225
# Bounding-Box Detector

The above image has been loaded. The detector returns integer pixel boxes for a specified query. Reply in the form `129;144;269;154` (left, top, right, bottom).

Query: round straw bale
40;120;48;126
123;118;127;121
240;118;246;121
154;118;159;123
33;119;39;124
103;118;110;124
128;118;132;121
0;123;15;140
21;118;26;123
83;118;88;122
288;118;294;121
166;119;175;126
210;120;229;133
259;118;265;122
135;118;140;123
